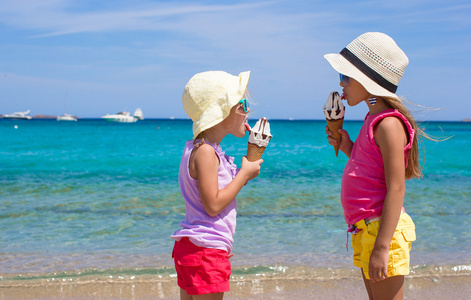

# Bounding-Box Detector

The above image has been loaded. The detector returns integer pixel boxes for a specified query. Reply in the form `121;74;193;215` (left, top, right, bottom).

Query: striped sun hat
324;32;409;100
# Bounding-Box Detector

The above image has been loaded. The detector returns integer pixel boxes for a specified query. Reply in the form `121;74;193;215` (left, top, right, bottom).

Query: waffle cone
247;143;266;161
326;118;344;156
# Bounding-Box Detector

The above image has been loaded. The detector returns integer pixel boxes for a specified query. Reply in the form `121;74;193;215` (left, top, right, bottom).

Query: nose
339;80;346;87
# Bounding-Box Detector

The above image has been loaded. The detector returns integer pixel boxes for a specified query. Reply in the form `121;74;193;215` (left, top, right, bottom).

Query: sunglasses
238;98;249;113
339;74;351;87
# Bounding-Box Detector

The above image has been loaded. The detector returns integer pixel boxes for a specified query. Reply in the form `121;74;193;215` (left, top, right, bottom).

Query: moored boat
57;113;78;121
101;108;143;123
3;110;32;120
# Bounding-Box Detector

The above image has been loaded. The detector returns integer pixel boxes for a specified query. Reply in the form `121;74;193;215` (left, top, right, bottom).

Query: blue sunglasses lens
239;98;249;112
340;74;350;86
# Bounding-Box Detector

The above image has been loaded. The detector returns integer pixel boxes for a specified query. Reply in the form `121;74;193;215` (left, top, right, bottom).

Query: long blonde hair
382;97;433;179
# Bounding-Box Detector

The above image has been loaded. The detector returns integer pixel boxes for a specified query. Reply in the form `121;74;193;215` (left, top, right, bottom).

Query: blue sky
1;0;470;120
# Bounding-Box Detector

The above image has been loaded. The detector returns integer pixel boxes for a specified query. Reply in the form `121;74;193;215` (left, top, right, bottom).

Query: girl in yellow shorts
324;32;425;299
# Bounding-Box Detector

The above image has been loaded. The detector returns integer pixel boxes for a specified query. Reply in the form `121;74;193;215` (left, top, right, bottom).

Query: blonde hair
193;132;206;148
382;97;433;179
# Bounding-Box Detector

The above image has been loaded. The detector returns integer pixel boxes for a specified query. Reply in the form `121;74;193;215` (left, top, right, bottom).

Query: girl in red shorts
171;71;263;299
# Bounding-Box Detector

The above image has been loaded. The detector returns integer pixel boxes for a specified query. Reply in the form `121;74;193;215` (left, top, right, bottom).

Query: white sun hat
182;70;250;138
324;32;409;100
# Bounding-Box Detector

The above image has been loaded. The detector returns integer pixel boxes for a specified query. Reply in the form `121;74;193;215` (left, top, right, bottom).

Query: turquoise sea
1;119;470;285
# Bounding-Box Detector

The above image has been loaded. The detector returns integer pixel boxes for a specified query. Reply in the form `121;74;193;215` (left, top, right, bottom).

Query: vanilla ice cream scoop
323;91;345;120
246;117;272;162
323;91;345;157
248;117;272;147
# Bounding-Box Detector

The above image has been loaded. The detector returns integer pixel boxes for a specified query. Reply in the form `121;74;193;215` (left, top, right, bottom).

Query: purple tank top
170;140;239;253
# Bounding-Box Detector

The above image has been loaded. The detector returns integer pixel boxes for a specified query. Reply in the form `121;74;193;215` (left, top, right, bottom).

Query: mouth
244;121;251;132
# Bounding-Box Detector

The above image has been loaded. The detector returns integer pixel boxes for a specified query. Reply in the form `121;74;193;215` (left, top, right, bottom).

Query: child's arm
194;144;262;217
369;117;407;283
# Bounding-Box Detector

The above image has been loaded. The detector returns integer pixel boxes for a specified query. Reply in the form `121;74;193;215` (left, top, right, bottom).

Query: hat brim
324;53;400;100
192;71;250;138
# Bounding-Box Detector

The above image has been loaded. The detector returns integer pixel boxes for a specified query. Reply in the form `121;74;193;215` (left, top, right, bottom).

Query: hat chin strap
340;48;398;93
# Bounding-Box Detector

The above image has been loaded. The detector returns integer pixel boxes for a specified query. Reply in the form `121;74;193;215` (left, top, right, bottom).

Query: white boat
57;113;77;121
3;110;32;120
102;108;143;123
57;93;77;121
134;108;144;120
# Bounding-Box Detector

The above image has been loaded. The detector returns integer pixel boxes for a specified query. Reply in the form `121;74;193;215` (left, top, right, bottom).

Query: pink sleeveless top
341;109;415;225
171;140;239;253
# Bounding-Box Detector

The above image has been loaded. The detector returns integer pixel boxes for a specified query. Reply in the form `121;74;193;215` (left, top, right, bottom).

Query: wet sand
1;274;470;299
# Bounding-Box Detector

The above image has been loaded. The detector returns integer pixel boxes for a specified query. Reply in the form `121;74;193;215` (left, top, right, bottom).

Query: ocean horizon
2;116;470;122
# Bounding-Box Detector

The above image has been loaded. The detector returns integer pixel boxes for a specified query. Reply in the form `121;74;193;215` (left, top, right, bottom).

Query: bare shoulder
193;144;219;164
376;116;406;135
375;116;407;146
189;143;219;179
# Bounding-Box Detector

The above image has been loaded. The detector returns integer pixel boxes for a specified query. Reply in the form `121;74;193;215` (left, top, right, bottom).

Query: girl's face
341;77;370;106
221;100;250;138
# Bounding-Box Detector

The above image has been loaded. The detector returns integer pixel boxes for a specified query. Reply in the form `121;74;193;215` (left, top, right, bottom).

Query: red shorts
172;237;231;295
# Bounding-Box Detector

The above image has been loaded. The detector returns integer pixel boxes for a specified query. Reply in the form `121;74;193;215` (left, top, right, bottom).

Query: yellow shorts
351;212;416;280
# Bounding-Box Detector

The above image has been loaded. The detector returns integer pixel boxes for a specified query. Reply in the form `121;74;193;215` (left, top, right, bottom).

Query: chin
233;129;246;138
347;99;357;106
233;132;245;138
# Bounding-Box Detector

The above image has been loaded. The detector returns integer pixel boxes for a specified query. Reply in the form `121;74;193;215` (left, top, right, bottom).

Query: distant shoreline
1;116;470;122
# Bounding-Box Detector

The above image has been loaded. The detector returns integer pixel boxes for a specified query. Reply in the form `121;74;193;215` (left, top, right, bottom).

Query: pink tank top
341;109;415;225
171;140;239;253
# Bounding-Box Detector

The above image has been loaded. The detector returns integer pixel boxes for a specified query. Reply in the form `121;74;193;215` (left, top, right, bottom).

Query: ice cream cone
247;117;272;161
326;118;344;156
247;142;266;161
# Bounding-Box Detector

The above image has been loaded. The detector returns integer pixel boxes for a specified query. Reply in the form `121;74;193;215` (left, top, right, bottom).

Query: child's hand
325;126;354;158
368;247;389;283
240;156;263;182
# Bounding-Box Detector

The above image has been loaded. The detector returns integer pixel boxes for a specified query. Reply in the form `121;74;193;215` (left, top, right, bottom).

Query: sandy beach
1;272;470;299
